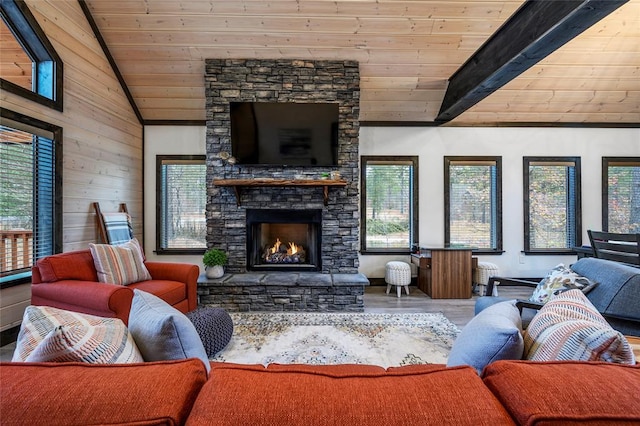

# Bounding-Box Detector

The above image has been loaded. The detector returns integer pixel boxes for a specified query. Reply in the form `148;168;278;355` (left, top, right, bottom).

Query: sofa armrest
515;299;544;314
483;361;640;425
144;262;200;311
31;281;134;325
486;277;539;296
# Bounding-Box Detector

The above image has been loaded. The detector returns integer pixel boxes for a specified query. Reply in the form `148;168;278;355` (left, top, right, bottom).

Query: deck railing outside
0;230;33;275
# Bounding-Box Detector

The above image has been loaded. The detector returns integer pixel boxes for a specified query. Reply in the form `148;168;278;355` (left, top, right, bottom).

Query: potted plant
203;248;227;279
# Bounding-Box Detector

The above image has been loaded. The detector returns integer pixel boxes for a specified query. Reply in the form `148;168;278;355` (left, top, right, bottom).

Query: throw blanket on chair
102;212;133;245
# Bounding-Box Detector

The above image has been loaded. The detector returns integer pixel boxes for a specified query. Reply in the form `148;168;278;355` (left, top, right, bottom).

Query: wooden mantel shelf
213;178;348;206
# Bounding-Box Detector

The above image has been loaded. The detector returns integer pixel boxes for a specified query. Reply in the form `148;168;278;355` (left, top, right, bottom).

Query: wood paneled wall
0;20;32;91
0;0;142;331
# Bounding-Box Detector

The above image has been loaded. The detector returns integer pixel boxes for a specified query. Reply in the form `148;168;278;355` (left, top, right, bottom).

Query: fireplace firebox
246;209;322;271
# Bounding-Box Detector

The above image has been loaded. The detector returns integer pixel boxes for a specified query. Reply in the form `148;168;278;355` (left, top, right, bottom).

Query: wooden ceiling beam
436;0;629;123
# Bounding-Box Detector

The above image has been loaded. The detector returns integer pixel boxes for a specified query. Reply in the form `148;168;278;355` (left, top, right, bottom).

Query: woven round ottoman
186;307;234;357
474;262;500;296
385;261;411;298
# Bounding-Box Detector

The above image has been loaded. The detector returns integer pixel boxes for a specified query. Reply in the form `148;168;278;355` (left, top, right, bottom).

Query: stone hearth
198;272;369;312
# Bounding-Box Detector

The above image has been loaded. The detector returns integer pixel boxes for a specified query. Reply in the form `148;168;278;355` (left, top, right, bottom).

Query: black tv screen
230;102;339;166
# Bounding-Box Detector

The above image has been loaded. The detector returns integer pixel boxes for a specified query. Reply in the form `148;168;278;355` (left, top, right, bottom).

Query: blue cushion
475;296;550;331
447;301;524;374
474;296;511;315
128;289;210;373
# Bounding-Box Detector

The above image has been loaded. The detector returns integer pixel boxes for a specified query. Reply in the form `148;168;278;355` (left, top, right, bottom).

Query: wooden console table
411;248;475;299
213;179;347;206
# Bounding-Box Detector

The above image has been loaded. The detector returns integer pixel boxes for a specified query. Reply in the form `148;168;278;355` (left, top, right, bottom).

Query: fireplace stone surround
200;59;367;311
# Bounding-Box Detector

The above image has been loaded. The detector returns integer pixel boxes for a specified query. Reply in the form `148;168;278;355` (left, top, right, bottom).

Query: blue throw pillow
447;300;524;374
128;289;210;373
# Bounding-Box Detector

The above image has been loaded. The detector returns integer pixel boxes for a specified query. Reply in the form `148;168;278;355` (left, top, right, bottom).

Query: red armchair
31;250;199;325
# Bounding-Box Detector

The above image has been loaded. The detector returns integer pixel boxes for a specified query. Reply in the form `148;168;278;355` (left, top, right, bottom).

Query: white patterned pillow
12;305;143;364
529;263;597;304
524;290;635;364
89;238;151;285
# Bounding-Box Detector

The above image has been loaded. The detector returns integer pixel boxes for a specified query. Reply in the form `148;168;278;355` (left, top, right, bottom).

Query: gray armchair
475;257;640;337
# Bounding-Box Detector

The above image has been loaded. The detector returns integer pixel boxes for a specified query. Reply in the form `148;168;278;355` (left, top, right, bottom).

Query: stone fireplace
204;59;360;274
199;59;367;312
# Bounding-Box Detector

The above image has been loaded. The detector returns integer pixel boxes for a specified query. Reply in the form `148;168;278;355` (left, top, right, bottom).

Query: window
445;156;502;253
1;108;62;287
603;157;640;233
156;155;207;254
360;156;418;254
524;157;581;253
0;0;63;111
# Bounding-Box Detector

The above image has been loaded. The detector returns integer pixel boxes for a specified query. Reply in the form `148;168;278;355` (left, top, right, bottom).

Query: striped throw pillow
524;290;635;364
12;305;143;363
90;239;151;285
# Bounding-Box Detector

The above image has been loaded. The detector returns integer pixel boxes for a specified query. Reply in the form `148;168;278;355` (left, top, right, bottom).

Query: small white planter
205;265;224;279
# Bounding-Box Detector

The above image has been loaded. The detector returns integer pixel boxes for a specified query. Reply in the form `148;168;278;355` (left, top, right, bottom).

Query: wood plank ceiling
74;1;640;124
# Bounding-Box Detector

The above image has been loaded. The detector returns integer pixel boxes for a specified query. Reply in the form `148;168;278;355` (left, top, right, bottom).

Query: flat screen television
230;102;339;166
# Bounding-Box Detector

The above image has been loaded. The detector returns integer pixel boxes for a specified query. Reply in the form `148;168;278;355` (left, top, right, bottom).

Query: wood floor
0;285;532;362
364;285;531;329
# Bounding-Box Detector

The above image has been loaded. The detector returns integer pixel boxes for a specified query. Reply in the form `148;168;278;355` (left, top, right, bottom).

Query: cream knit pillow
12;305;143;364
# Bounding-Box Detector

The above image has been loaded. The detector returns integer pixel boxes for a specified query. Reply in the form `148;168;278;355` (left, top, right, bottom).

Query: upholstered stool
385;261;411;298
474;262;500;296
186;307;234;357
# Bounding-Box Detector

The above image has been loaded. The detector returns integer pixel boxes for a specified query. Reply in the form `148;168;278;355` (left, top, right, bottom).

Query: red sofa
31;250;199;325
1;359;638;425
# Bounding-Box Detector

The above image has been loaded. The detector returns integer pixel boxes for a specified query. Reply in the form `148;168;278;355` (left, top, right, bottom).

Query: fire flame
268;238;300;255
270;238;282;254
288;242;299;255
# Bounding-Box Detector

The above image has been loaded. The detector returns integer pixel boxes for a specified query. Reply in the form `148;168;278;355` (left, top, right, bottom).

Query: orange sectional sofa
31;250;199;325
1;359;639;425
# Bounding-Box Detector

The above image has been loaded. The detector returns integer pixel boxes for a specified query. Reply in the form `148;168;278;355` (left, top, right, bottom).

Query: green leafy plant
203;248;227;267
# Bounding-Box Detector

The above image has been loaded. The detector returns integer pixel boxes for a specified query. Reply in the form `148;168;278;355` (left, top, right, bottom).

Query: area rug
210;312;460;367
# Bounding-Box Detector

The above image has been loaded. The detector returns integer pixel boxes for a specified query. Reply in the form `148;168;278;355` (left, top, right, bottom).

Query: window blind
0;125;55;278
606;160;640;233
159;157;207;250
448;161;498;249
362;159;415;251
526;159;579;250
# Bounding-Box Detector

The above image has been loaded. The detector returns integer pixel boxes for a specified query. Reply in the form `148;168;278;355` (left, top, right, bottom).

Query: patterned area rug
211;312;460;367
